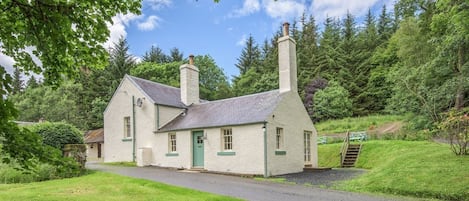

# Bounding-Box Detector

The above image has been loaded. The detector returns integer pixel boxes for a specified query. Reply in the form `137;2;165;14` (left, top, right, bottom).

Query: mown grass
0;171;241;201
319;140;469;201
315;114;405;134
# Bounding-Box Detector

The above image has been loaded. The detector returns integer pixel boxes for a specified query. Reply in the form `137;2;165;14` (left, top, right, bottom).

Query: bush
28;122;83;150
437;108;469;155
313;81;353;121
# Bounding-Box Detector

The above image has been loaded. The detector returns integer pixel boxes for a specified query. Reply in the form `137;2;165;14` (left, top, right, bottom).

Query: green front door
192;131;204;167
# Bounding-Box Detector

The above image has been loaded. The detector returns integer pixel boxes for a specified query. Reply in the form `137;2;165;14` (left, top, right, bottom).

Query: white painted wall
157;105;183;129
104;78;152;162
265;91;318;176
151;130;192;169
204;124;264;175
152;124;264;175
85;143;104;162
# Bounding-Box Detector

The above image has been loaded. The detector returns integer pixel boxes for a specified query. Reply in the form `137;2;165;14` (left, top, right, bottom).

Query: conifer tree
11;67;23;94
235;34;261;75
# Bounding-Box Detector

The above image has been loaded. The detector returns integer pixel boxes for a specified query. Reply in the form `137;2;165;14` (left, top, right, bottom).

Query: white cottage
104;23;318;177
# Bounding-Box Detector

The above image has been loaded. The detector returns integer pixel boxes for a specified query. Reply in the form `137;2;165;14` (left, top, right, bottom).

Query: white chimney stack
278;22;298;93
180;55;199;105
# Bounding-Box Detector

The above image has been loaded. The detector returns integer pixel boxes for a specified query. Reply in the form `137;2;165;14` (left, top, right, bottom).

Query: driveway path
87;163;403;201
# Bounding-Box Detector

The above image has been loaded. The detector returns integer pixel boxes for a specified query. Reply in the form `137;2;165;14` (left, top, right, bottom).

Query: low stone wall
63;144;87;169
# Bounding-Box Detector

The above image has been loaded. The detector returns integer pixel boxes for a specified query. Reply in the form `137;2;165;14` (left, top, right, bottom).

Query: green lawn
315;114;405;134
0;171;241;201
319;140;469;201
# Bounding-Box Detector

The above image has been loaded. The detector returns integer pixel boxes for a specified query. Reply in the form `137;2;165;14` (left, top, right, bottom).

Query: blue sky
1;0;394;80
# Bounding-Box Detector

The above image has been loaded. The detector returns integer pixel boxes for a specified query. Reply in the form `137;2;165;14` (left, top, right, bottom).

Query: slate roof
84;128;104;143
158;90;283;132
126;75;185;108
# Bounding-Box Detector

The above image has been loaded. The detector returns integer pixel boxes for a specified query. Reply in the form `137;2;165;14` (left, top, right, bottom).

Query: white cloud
236;34;247;46
145;0;172;10
311;0;380;21
229;0;261;18
137;15;161;31
0;52;15;75
104;13;142;49
263;0;305;21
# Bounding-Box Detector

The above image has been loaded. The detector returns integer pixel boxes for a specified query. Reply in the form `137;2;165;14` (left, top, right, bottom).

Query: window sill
122;138;132;142
275;150;287;155
165;153;179;157
217;151;236;156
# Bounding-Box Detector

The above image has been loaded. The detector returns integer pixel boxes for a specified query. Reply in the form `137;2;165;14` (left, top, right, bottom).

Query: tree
304;77;328;120
0;1;141;86
142;45;170;63
235;34;261;75
169;47;184;62
313;81;353;121
130;61;182;88
25;76;40;89
195;55;232;100
0;0;140;168
11;67;23;94
106;37;137;94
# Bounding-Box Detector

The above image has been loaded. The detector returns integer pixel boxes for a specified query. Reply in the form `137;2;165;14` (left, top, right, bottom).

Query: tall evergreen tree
107;37;137;91
169;47;184;62
315;17;345;80
297;14;319;97
143;45;169;63
378;5;394;42
11;67;23;94
235;34;261;75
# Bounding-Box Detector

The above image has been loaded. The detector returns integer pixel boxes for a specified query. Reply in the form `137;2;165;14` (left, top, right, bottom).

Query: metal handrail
339;131;350;167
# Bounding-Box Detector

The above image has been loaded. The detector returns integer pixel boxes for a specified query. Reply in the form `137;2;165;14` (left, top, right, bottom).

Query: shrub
28;122;83;150
313;81;353;121
438;108;469;155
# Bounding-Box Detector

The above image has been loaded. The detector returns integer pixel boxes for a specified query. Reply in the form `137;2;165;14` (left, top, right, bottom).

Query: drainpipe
156;104;160;129
263;122;268;178
132;96;136;162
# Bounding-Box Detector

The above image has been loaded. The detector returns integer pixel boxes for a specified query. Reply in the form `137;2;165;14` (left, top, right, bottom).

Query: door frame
192;130;204;168
304;131;312;165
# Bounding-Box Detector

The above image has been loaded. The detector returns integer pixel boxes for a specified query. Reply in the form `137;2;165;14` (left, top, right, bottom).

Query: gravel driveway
87;163;403;201
278;168;367;187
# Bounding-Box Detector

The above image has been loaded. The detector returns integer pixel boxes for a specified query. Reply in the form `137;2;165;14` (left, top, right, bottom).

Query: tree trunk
455;46;465;110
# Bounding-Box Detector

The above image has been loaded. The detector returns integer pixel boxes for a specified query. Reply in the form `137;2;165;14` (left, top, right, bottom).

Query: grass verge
315;114;405;134
0;171;241;201
319;140;469;201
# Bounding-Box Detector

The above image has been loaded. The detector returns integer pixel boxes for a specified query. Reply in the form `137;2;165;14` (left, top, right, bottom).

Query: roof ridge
198;89;279;105
126;74;180;90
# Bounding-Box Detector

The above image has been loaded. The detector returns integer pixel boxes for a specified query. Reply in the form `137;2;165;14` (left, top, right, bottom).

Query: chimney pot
189;55;194;65
283;22;290;36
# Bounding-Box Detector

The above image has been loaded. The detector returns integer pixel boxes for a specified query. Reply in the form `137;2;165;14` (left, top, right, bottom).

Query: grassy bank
318;141;469;201
0;171;241;201
315;115;405;134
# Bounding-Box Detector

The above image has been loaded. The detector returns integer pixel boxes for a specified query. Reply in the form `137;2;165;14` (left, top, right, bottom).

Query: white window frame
221;128;233;151
124;116;131;138
276;127;284;150
168;133;177;153
304;131;312;163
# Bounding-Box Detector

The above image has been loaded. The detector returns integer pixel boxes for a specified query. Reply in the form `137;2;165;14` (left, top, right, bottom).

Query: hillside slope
319;141;469;201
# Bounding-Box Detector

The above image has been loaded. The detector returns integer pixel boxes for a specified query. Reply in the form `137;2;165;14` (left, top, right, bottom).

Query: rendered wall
265;91;318;176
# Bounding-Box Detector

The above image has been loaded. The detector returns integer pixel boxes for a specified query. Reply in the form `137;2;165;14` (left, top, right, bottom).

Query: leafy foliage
313;81;353;121
437;108;469;155
0;0;141;85
28;122;83;150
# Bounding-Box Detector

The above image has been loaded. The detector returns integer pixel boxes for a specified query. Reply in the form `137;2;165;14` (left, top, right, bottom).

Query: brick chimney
277;22;298;93
180;55;199;105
